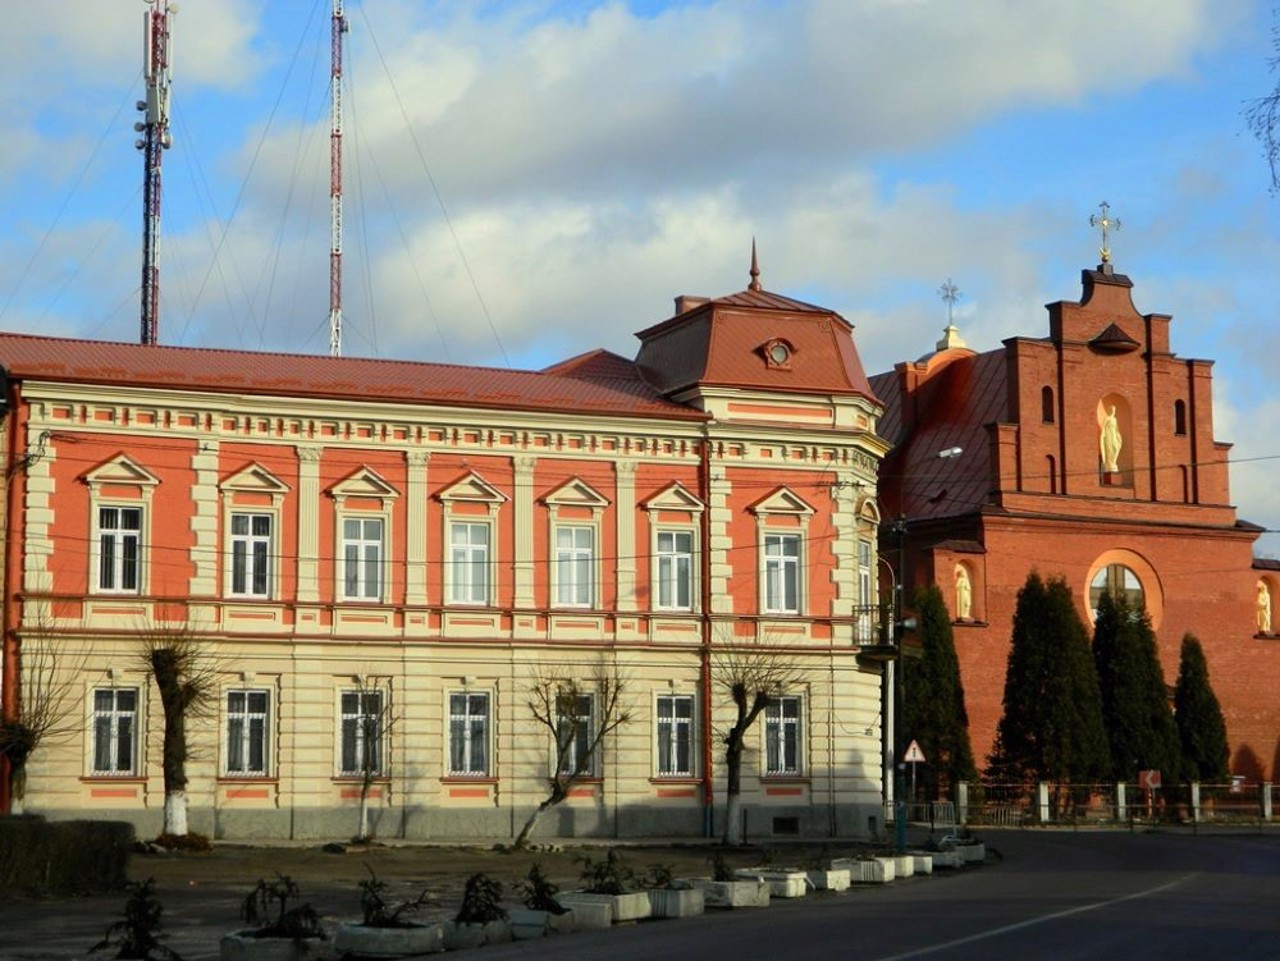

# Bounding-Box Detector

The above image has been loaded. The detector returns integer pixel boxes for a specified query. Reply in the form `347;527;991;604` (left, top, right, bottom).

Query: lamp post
882;445;962;844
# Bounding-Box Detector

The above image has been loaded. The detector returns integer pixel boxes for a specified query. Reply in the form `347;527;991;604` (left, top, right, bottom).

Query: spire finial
935;278;967;351
1089;200;1121;266
748;238;761;291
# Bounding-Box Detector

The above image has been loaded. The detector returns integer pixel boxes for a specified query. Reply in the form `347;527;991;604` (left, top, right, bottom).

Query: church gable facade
874;262;1278;781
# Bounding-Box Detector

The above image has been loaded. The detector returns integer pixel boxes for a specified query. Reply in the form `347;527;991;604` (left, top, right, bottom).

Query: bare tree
1247;20;1280;191
513;661;632;849
344;675;397;843
712;632;806;845
0;624;86;815
139;624;217;838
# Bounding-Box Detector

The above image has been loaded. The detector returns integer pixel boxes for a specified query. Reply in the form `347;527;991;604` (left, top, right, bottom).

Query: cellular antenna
136;0;174;346
329;0;349;357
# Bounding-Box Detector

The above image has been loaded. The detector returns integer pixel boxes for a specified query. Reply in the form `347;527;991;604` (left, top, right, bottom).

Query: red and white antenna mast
329;0;348;357
136;0;174;347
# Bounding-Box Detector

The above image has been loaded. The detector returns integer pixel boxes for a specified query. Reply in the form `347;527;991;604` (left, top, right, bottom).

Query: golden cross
1089;201;1121;264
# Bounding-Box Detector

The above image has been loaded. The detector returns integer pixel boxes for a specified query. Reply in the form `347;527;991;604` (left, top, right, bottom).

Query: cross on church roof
938;278;961;324
1089;201;1121;265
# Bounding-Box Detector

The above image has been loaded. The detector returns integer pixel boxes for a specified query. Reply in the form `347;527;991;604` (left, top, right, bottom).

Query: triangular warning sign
903;740;926;763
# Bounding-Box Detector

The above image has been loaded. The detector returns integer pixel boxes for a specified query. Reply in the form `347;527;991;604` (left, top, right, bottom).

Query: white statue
1100;404;1122;473
955;564;972;621
1258;581;1272;634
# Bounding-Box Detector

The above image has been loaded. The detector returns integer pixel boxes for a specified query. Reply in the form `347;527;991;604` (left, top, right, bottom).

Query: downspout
1;371;20;813
699;421;714;837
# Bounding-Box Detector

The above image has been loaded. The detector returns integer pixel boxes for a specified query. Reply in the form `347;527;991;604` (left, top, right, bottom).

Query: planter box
220;932;326;961
805;868;851;892
734;869;809;898
929;850;963;869
557;890;651;925
647;887;705;919
508;907;576;940
690;878;770;909
832;858;892;884
909;853;934;875
893;854;915;878
957;843;985;864
442;920;510;950
334;920;444;958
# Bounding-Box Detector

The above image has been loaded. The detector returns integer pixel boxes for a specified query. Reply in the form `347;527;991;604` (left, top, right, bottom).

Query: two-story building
0;265;891;840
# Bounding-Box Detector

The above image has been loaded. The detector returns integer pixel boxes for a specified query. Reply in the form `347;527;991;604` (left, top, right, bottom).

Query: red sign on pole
1137;769;1161;790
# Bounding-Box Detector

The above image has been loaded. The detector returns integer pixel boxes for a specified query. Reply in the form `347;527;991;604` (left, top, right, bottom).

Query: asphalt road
4;828;1279;961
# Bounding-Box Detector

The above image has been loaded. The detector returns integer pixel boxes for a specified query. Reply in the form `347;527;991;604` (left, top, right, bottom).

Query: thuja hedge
0;816;134;894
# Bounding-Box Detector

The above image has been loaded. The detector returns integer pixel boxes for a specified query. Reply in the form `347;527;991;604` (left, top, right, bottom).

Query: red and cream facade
873;262;1280;782
0;279;890;840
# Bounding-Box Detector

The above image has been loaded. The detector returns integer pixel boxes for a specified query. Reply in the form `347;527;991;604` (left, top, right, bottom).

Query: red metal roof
0;332;708;421
871;349;1007;522
634;288;878;402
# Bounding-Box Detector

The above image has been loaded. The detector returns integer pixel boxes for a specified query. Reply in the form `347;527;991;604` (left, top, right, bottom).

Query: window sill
80;775;146;783
648;776;700;785
332;775;390;784
218;775;277;783
440;776;497;784
760;775;809;783
549;776;602;785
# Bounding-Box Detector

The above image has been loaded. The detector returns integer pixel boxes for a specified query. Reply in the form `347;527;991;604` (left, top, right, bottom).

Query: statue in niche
955;564;972;621
1258;581;1272;634
1100;404;1123;473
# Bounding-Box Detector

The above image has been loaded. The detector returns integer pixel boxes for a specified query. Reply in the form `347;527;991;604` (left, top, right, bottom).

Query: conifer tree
898;585;976;799
989;572;1109;786
1092;593;1181;782
1173;633;1230;782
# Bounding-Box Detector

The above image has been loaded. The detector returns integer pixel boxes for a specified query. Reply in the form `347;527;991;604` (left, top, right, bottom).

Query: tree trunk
164;789;188;836
722;735;744;845
358;782;371;841
513;796;557;849
9;761;25;816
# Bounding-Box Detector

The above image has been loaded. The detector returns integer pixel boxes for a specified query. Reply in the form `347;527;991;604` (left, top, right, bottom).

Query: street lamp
882;445;962;845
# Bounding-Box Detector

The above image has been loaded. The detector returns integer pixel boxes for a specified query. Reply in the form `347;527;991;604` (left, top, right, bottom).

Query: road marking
872;873;1197;961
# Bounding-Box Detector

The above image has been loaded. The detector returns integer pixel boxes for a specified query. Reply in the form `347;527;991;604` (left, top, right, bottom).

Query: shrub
357;867;432;928
0;816;133;895
454;873;507;924
89;878;183;961
517;862;566;914
239;875;326;941
576;848;634;895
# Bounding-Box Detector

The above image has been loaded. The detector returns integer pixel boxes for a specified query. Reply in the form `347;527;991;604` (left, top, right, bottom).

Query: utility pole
136;0;174;347
329;0;348;357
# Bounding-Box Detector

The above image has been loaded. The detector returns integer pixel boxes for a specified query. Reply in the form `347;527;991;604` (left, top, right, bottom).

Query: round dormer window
769;342;791;365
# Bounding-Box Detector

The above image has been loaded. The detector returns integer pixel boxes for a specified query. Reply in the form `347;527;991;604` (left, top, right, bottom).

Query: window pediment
542;477;610;511
221;462;290;498
82;455;160;494
330;467;399;506
437;471;508;505
856;495;881;525
641;482;705;514
748;486;815;517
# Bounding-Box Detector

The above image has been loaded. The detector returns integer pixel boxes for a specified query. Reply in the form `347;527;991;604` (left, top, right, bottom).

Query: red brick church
872;257;1280;782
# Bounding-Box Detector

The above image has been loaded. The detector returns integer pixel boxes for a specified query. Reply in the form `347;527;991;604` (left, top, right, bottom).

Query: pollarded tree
713;632;807;845
514;661;632;849
1248;22;1280;191
898;585;976;799
989;572;1110;788
1092;593;1181;783
1173;633;1230;782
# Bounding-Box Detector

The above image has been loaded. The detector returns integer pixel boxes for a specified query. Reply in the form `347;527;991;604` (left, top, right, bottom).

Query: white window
225;689;270;775
448;692;490;776
656;530;694;611
656;694;694;777
92;688;139;775
764;533;801;614
555;693;595;775
229;513;272;598
555;526;595;608
857;539;874;643
98;506;142;593
342;517;385;601
764;696;802;775
449;522;491;605
340;690;385;776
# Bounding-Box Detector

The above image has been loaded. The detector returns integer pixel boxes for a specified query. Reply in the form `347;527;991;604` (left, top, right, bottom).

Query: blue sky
2;0;1279;550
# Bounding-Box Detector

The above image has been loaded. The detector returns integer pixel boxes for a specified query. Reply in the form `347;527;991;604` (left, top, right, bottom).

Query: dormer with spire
633;243;883;434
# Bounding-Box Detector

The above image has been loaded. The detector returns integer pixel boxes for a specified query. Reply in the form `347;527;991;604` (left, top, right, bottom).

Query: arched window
1174;399;1187;435
1041;386;1055;424
1089;564;1143;619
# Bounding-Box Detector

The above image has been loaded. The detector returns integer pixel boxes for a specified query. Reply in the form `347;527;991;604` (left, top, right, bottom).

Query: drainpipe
1;372;20;813
699;422;714;837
